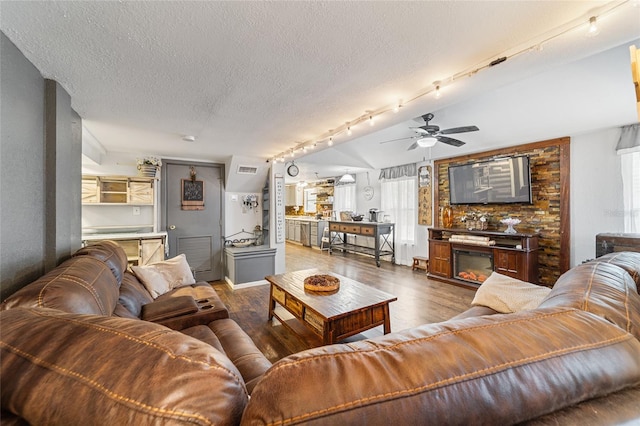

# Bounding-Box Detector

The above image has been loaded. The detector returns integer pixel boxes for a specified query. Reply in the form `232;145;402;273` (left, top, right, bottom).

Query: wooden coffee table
266;269;397;345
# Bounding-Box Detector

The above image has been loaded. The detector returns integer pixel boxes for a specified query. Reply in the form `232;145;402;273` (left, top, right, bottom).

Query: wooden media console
428;227;540;288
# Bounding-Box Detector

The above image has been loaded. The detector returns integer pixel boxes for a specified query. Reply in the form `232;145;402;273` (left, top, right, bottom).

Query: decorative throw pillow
471;272;551;314
131;254;195;298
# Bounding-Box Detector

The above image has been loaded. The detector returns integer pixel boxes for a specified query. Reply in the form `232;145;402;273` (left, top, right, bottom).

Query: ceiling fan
380;113;479;150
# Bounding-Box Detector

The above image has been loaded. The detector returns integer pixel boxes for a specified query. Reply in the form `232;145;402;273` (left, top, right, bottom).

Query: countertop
224;245;277;254
82;231;168;241
285;216;330;222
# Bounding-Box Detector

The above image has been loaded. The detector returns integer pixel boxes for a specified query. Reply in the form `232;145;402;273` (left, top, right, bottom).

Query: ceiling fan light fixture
417;137;438;148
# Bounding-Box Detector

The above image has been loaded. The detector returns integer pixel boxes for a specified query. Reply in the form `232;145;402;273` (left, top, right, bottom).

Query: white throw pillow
471;272;552;314
131;254;195;298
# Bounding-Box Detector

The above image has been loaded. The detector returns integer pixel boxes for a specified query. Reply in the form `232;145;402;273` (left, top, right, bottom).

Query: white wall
224;192;262;241
571;127;624;265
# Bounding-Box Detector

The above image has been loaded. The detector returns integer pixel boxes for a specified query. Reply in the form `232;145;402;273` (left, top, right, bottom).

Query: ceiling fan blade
379;136;415;145
409;127;429;134
439;125;479;135
406;142;419;151
437;135;466;147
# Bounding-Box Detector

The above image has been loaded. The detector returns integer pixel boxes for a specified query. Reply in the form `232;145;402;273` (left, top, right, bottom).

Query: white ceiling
2;1;639;184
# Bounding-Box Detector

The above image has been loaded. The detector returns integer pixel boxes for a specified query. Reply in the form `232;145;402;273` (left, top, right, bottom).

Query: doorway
162;161;224;282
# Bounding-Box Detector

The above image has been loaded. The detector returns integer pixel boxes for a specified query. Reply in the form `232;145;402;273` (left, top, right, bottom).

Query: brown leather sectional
0;240;271;424
1;244;639;425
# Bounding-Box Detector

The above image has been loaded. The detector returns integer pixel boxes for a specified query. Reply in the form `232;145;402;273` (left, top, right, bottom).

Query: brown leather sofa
0;240;271;424
1;248;640;425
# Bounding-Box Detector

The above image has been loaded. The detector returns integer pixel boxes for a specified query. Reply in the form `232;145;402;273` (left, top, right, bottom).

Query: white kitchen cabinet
83;234;166;266
82;175;158;235
82;176;154;205
285;185;303;206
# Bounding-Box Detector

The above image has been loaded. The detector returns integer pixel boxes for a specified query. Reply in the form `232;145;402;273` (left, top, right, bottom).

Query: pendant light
339;171;355;183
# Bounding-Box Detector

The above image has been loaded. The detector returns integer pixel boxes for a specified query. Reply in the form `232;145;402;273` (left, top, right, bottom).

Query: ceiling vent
237;165;258;175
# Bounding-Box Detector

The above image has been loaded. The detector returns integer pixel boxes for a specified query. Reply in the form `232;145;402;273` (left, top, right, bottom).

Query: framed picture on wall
181;179;205;210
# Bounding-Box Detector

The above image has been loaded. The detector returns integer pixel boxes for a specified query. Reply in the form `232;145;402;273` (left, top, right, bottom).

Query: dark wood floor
211;243;475;363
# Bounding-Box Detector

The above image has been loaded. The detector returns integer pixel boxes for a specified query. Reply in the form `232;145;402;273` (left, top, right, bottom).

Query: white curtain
334;184;356;217
620;151;640;232
381;176;416;266
617;123;640;233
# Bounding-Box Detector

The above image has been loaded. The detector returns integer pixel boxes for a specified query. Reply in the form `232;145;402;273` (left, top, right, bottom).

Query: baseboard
224;276;269;290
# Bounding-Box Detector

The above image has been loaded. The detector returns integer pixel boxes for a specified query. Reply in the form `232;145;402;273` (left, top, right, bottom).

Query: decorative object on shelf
137;156;162;178
418;165;432;226
460;211;490;231
500;217;521;234
189;166;197;182
254;225;264;246
224;229;258;247
441;205;453;228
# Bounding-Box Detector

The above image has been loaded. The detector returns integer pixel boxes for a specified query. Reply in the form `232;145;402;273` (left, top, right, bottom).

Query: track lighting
270;2;625;163
587;16;600;37
433;81;440;99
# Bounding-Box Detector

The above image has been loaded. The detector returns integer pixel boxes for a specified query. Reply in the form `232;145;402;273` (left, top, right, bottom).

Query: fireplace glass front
453;249;493;285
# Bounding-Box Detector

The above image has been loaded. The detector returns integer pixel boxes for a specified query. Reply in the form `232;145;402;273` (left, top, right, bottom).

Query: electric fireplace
453;248;494;285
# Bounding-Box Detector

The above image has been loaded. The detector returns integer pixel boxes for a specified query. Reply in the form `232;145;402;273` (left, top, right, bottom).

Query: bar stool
320;227;330;252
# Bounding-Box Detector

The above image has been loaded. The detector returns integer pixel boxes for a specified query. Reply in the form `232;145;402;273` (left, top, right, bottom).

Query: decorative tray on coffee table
303;274;340;292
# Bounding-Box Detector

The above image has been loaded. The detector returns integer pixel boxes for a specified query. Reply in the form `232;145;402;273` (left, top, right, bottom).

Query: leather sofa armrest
153;299;229;330
141;296;199;322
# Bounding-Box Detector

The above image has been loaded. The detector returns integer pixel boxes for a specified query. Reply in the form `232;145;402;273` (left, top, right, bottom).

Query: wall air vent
237;165;259;175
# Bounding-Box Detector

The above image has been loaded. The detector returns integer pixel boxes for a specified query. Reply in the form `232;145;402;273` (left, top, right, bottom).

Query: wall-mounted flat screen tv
448;155;532;205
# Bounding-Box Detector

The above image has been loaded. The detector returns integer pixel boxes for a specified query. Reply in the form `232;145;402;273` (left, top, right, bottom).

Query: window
617;123;640;233
381;176;416;265
333;184;356;216
621;150;640;232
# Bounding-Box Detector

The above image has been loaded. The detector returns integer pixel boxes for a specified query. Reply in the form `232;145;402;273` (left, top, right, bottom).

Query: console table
428;227;539;288
328;221;395;267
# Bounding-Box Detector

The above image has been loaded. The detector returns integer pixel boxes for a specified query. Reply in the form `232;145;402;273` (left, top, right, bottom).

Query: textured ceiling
1;1;639;182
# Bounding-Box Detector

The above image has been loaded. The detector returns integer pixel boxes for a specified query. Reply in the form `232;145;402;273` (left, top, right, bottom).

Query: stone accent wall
434;137;570;286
